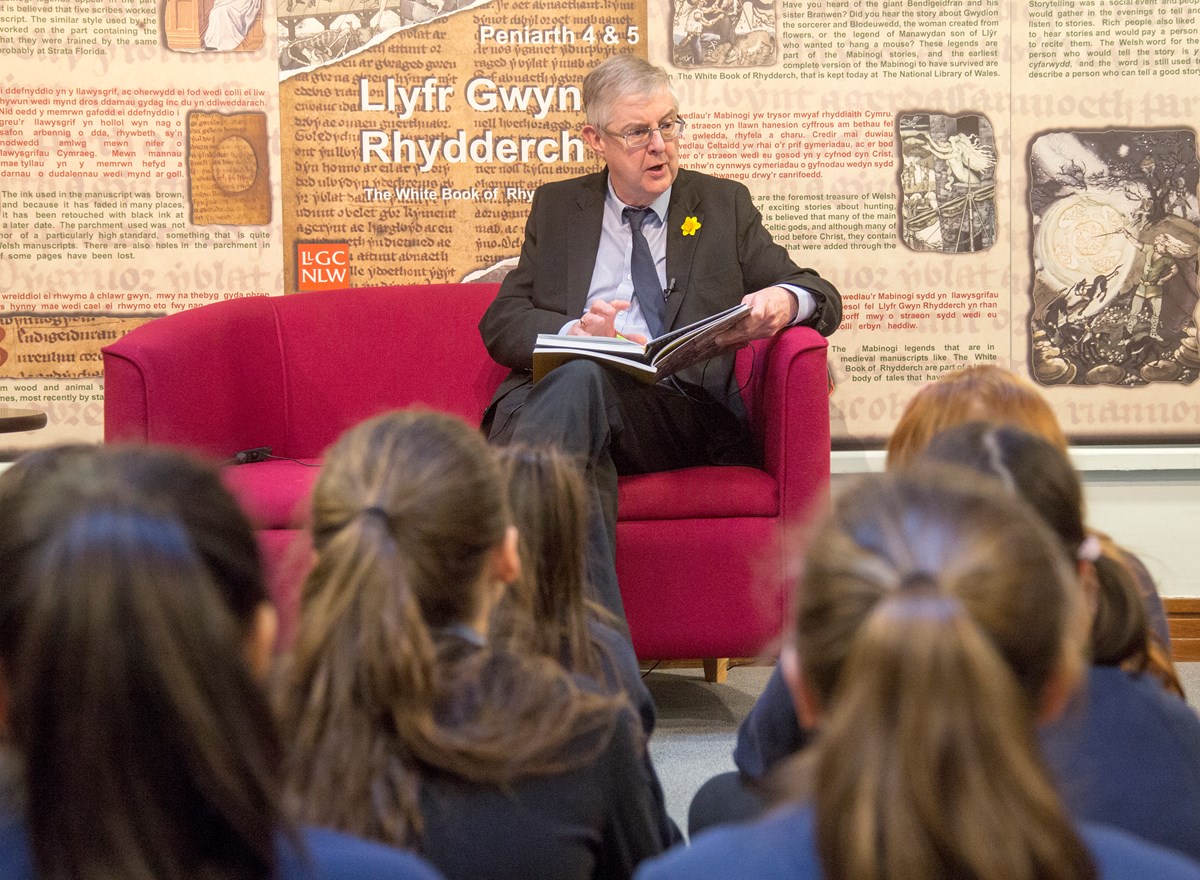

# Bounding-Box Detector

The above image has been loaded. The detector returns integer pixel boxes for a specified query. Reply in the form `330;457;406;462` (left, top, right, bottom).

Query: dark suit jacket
479;168;841;420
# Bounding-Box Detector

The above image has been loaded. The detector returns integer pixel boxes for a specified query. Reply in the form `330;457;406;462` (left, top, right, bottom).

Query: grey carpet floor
646;661;1200;837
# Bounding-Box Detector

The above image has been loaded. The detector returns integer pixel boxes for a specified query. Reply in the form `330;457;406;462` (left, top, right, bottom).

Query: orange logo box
297;243;349;291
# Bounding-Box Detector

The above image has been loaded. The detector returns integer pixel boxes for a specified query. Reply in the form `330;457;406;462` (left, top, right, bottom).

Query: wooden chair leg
703;657;729;683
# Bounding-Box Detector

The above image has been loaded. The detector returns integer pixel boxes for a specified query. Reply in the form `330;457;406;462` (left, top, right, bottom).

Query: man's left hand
713;286;797;349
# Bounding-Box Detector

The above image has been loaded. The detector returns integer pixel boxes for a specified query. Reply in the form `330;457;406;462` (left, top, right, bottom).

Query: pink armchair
102;284;830;675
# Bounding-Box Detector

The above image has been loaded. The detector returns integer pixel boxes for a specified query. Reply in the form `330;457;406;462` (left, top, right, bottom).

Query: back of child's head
795;465;1095;880
921;421;1087;555
0;443;267;627
920;421;1157;674
0;444;281;880
886;365;1068;469
304;407;509;632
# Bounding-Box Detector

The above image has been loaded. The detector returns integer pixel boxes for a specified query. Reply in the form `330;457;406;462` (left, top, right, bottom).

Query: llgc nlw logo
297;243;349;291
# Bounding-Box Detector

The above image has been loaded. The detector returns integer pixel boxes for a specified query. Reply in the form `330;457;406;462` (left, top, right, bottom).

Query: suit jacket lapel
567;171;607;319
665;171;702;330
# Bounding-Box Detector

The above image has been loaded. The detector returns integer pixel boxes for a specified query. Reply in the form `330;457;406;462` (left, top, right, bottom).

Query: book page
533;347;657;383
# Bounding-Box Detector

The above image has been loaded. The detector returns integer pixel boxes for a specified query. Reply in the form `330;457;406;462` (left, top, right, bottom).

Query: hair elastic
898;570;939;592
1076;534;1102;563
360;506;391;525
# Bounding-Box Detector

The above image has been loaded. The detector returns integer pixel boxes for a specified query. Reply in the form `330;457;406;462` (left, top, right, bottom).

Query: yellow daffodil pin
681;216;701;236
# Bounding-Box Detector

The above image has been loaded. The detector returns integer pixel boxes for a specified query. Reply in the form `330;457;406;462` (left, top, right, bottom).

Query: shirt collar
434;623;487;648
606;178;672;225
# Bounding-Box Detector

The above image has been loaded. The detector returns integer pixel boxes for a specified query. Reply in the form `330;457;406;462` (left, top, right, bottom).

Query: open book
533;303;750;383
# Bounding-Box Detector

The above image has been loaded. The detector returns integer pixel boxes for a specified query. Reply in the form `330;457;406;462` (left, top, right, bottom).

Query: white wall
832;447;1200;599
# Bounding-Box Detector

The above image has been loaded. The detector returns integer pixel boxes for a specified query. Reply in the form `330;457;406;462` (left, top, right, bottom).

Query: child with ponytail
638;467;1200;880
495;444;681;846
921;421;1200;861
277;410;668;880
495;444;656;734
693;364;1179;836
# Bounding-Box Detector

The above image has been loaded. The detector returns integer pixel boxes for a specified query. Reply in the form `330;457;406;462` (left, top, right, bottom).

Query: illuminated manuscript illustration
898;112;997;254
670;0;778;68
188;112;272;225
279;0;488;74
165;0;266;52
1029;129;1200;387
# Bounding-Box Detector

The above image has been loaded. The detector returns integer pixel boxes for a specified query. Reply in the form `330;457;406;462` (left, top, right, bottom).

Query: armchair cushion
222;459;321;530
617;467;778;520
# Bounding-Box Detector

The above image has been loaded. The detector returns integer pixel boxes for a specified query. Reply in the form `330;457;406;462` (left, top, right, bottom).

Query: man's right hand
569;299;647;344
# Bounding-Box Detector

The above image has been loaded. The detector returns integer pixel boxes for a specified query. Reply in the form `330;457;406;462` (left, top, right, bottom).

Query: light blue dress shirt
564;180;814;339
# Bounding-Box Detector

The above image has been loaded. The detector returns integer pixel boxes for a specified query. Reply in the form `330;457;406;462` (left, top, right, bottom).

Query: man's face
583;90;680;208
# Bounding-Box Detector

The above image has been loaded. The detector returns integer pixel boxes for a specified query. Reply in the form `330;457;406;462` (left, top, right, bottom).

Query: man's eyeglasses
602;118;687;150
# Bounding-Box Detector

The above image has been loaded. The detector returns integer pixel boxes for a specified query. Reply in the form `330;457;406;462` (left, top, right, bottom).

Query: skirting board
1167;598;1200;662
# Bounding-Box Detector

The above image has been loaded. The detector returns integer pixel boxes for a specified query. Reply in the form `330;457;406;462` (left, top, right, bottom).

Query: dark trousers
486;360;754;632
687;770;770;837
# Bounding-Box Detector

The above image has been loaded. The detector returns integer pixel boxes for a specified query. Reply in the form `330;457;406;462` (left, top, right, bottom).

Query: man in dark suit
479;54;840;627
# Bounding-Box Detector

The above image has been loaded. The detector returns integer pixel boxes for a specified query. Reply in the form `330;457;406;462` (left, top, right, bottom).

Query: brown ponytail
1090;536;1184;697
279;504;437;844
815;593;1092;880
494;444;610;679
795;467;1095;880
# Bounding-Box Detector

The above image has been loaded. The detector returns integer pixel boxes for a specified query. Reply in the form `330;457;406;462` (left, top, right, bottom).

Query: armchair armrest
739;326;830;522
102;296;289;458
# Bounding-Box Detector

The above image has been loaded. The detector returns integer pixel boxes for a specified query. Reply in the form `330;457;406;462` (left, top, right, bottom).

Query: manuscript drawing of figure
670;0;778;68
202;0;264;49
898;113;997;254
1028;129;1200;387
279;22;375;70
278;0;483;76
1120;227;1191;340
163;0;265;51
